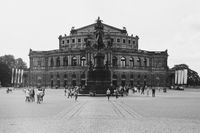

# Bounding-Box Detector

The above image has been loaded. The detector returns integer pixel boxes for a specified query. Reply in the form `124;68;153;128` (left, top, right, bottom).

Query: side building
27;18;169;88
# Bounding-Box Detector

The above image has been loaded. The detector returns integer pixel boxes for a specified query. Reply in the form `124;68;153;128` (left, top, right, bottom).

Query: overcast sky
0;0;200;74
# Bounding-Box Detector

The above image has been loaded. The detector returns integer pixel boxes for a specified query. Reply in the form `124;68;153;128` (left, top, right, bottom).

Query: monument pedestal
87;52;111;95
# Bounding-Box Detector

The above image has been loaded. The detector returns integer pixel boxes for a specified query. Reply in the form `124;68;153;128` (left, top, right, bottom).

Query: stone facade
26;18;169;88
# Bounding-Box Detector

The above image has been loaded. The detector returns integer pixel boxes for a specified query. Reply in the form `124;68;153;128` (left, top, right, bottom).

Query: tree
0;55;27;69
0;55;15;68
0;62;11;87
15;58;27;69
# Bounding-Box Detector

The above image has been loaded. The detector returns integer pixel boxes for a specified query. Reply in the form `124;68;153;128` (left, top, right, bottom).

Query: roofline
73;23;124;32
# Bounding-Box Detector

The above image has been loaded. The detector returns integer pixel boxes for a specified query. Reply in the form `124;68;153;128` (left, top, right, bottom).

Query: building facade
27;18;169;88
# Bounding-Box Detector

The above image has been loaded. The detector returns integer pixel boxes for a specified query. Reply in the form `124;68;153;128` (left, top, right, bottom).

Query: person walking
146;85;150;96
141;85;145;95
74;86;79;101
106;88;111;100
152;87;156;97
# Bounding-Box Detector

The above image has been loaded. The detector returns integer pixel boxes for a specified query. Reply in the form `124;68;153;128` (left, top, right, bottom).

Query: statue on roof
94;17;105;51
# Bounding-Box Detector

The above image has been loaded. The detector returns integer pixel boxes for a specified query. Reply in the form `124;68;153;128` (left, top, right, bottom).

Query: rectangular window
117;38;120;43
123;39;126;43
78;38;81;43
133;41;135;44
62;40;65;44
111;38;114;42
72;39;75;43
67;40;69;43
128;40;131;44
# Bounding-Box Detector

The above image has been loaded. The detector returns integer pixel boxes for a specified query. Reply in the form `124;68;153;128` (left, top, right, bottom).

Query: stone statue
95;17;105;51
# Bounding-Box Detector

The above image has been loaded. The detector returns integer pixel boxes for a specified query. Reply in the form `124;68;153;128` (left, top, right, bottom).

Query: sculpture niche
86;17;111;95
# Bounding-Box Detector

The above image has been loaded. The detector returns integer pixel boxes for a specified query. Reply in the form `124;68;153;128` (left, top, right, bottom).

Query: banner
179;70;181;84
11;68;14;84
180;70;184;85
17;69;21;84
15;68;18;84
21;69;24;83
175;70;178;84
183;69;188;84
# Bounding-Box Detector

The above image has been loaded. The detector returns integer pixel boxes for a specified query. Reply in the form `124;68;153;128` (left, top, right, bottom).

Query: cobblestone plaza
0;88;200;133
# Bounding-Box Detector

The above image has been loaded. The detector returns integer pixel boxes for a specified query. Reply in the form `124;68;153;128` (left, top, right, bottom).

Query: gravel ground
0;88;200;133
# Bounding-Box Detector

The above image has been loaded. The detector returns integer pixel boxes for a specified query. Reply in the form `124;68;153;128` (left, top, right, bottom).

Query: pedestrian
25;89;30;102
106;88;111;100
152;87;155;97
64;86;67;96
141;85;145;95
74;86;79;101
146;85;150;96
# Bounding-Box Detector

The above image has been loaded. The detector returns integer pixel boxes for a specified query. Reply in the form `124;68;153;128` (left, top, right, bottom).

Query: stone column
77;55;80;66
60;56;63;66
68;55;71;66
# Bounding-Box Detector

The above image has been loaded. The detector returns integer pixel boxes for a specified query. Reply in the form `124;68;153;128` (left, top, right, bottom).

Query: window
67;40;69;43
80;56;86;66
63;56;68;66
56;57;60;67
72;56;77;66
111;38;114;43
62;40;65;44
50;58;54;67
133;41;135;44
50;74;53;79
113;74;117;79
121;74;126;79
81;73;85;79
57;73;60;78
64;74;67;79
72;39;75;43
38;60;41;67
130;57;134;67
117;38;120;43
78;38;81;43
144;58;147;67
130;74;134;79
121;57;126;67
123;39;126;43
72;74;76;79
128;40;131;44
137;57;141;66
112;56;118;66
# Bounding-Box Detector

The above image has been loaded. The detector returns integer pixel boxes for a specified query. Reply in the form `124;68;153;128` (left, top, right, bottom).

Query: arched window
50;58;54;67
113;74;117;79
81;73;85;79
56;57;60;67
57;73;60;78
72;56;77;66
121;57;126;67
64;73;67;79
63;56;68;66
130;57;134;67
130;74;134;79
112;56;118;66
137;57;141;66
72;74;76;79
121;74;126;80
144;58;147;67
80;56;86;66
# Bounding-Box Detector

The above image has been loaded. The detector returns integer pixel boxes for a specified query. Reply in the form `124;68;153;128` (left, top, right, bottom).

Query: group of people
24;87;45;104
106;85;158;100
64;85;80;101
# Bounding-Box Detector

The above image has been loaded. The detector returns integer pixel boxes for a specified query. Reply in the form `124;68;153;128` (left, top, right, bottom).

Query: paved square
0;88;200;133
